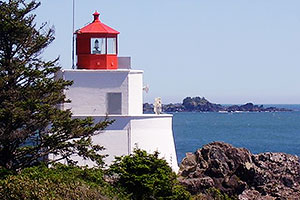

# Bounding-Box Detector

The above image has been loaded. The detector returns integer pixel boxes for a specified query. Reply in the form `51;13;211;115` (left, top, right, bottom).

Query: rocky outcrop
178;142;300;199
143;97;292;113
226;103;291;112
181;97;224;112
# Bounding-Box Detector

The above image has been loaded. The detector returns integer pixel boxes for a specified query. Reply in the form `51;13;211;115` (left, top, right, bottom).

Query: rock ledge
178;142;300;199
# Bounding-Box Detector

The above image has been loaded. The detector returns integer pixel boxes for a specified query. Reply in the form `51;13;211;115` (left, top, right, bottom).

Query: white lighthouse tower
57;12;178;171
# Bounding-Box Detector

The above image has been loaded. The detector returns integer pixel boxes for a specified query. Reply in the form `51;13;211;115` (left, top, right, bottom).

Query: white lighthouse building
57;12;178;171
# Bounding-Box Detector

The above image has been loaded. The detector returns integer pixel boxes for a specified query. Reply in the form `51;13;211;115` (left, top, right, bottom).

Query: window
107;38;117;54
107;93;122;114
91;38;106;54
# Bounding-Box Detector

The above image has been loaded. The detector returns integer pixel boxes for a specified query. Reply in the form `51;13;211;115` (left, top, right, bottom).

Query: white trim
62;69;143;74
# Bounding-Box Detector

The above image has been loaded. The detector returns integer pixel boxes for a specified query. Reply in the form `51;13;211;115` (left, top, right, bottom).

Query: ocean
172;104;300;164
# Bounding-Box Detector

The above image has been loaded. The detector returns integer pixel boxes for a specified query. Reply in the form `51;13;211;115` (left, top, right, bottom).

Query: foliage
0;0;112;171
0;164;129;200
108;149;191;200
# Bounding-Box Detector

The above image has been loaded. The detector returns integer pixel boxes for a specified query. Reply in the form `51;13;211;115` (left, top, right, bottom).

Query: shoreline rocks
178;142;300;199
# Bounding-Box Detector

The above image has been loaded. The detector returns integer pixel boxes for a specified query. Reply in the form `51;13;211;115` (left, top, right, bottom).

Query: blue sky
35;0;300;104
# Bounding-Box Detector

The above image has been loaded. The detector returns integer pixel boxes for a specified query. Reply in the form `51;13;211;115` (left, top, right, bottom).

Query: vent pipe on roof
93;11;100;22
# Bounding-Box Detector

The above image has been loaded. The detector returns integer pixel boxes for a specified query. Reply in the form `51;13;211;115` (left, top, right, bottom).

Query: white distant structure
154;97;162;115
55;12;178;171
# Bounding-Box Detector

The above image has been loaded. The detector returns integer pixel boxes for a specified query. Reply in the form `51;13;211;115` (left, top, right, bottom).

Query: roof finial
93;11;100;22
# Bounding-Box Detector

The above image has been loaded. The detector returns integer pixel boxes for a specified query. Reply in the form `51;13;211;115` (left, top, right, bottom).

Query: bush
108;149;191;200
0;164;128;200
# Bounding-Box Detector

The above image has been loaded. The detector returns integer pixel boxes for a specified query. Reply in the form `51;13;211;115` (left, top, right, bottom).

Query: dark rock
239;189;275;200
143;103;154;113
179;177;214;194
178;142;300;199
143;96;293;113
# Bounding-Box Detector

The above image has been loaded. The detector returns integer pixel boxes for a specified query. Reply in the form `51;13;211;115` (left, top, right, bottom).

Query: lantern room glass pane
91;38;106;54
107;38;117;54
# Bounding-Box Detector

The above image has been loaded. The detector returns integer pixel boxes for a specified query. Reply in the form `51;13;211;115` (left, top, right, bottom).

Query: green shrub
0;164;128;200
108;149;191;200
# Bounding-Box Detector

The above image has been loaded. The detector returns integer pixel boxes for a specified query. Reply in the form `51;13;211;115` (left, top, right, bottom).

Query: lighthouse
56;12;178;171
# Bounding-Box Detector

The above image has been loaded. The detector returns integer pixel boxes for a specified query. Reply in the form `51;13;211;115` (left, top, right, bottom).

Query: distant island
143;96;292;113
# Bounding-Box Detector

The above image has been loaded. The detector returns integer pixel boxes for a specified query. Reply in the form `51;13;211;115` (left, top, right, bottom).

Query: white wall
52;130;129;167
93;130;130;165
128;72;143;115
130;116;179;172
59;69;143;116
73;115;179;172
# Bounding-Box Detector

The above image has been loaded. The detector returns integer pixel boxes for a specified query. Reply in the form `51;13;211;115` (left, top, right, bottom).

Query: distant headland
143;96;292;113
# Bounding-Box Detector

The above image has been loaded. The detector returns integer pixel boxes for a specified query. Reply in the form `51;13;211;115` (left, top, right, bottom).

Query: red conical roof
76;11;119;34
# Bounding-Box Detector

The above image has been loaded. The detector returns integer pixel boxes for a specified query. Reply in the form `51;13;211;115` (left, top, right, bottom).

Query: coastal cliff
143;96;292;113
178;142;300;199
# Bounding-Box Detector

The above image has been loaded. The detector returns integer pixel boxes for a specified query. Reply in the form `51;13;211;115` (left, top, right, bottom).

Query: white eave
61;69;143;74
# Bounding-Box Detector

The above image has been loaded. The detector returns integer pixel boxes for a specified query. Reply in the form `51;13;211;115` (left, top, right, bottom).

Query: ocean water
172;105;300;164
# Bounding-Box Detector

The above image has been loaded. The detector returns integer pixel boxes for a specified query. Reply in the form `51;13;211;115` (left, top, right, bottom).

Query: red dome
76;12;119;35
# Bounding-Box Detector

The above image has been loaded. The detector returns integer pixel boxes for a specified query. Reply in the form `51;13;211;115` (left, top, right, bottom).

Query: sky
34;0;300;104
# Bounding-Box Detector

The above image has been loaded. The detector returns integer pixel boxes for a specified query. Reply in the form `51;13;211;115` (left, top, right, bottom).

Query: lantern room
76;12;120;70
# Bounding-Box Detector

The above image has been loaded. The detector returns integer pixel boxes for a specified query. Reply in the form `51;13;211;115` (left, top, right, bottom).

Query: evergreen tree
0;0;111;171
